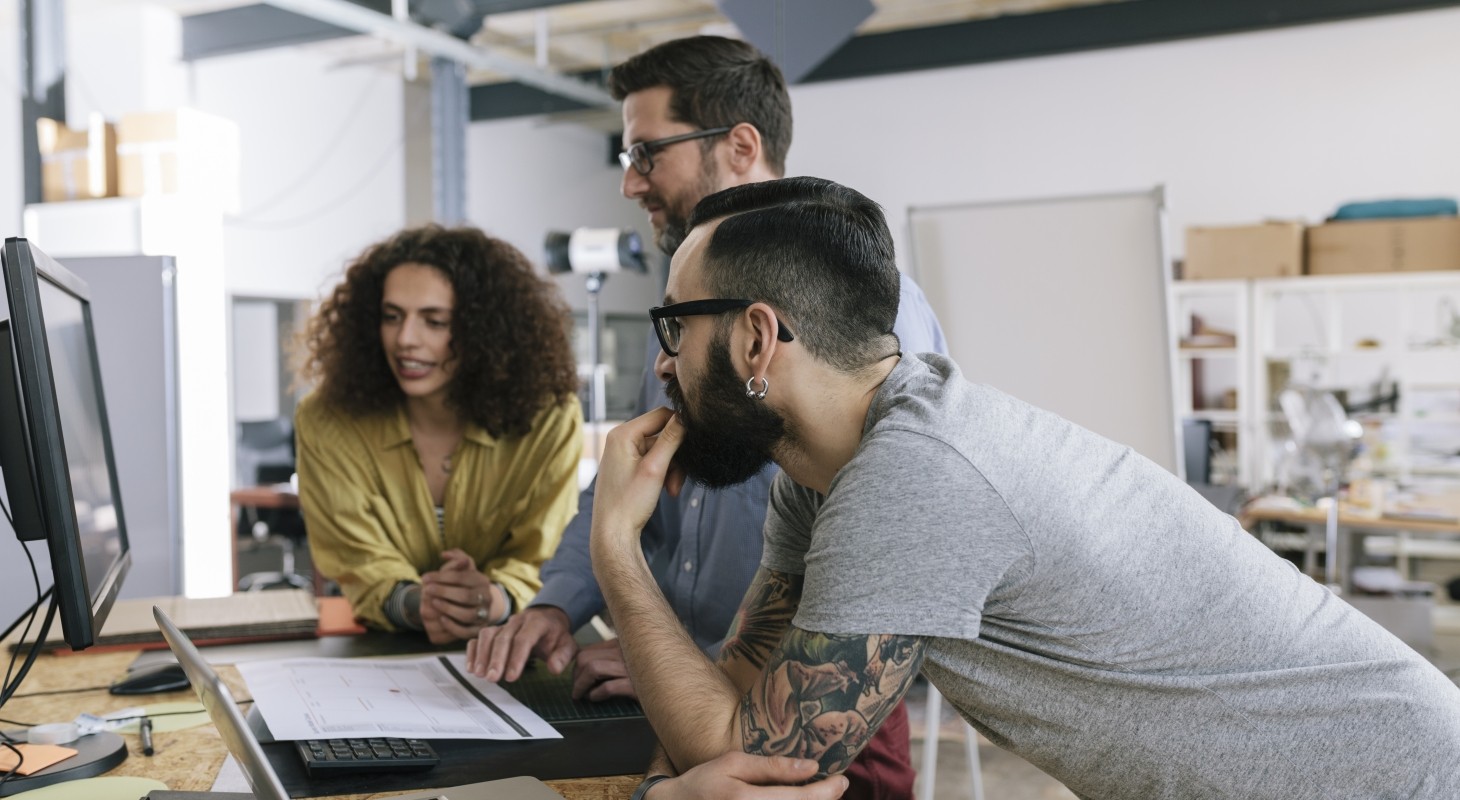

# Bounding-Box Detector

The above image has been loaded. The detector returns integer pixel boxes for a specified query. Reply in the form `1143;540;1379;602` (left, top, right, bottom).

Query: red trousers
842;701;915;800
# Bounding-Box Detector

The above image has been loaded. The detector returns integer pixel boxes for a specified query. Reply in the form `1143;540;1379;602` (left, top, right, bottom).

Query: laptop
148;605;566;800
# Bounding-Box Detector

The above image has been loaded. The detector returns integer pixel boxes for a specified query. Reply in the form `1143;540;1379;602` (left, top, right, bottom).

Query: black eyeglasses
618;127;733;176
649;299;795;356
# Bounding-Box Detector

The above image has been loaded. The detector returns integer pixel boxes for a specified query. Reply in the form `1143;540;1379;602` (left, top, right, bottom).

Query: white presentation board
908;188;1178;473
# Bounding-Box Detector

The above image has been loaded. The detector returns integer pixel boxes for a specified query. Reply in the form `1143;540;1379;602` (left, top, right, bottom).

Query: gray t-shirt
762;353;1460;799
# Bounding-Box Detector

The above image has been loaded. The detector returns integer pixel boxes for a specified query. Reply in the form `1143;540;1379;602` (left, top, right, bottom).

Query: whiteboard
908;188;1178;473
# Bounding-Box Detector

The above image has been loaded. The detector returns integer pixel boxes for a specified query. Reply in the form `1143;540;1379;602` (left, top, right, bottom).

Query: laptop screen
152;606;290;800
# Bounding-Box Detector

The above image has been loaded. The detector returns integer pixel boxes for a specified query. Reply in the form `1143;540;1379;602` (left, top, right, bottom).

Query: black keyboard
295;737;440;776
499;660;644;723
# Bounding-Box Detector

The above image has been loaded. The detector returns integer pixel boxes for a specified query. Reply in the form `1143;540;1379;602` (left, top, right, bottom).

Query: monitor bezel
0;237;131;650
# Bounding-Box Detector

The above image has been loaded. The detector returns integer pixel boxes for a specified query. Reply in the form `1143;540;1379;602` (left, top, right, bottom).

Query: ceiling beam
470;76;596;120
181;0;582;62
469;0;1460;122
253;0;614;107
804;0;1460;82
182;1;385;60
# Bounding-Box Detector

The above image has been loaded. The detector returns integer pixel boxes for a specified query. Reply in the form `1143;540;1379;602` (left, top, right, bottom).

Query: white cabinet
1253;273;1460;487
1170;272;1460;491
1168;280;1254;486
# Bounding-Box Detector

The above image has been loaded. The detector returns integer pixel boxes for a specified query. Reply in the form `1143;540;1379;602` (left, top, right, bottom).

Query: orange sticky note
0;743;78;775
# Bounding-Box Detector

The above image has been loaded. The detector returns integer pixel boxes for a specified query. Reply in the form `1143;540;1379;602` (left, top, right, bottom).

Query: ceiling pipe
265;0;616;108
391;0;416;81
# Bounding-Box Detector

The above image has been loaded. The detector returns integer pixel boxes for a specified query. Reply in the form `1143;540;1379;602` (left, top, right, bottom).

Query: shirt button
689;497;700;508
682;561;694;572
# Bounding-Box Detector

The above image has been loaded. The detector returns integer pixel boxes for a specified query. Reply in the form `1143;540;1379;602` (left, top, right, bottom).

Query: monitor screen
0;237;130;650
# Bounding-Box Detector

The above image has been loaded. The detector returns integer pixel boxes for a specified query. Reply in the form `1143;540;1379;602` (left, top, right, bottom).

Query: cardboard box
1307;217;1460;275
36;114;118;202
1183;222;1305;280
117;108;240;213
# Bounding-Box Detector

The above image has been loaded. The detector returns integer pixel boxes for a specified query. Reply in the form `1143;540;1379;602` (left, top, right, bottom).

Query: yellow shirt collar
377;403;499;450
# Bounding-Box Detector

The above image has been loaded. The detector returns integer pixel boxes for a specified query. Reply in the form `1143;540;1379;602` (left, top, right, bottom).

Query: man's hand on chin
591;407;686;557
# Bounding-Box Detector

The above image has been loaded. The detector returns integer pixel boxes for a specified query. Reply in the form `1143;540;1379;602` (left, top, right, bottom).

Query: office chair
235;418;312;592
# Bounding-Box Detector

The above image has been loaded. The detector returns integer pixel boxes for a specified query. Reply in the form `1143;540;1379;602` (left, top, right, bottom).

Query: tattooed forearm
719;569;802;671
741;627;926;776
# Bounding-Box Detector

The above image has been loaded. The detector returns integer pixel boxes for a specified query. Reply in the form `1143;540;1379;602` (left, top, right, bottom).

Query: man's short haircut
609;36;792;176
687;177;901;373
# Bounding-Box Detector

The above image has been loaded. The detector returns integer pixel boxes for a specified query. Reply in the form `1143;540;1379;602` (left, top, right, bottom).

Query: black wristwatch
630;774;672;800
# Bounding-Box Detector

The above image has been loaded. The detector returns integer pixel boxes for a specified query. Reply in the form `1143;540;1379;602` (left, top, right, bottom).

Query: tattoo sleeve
740;627;926;776
718;568;802;673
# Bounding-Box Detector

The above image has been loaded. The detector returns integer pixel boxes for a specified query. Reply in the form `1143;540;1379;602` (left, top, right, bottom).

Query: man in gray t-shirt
764;350;1460;797
470;176;1460;800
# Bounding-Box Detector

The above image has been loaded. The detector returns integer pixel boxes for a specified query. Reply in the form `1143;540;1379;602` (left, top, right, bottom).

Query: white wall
466;115;658;314
468;8;1460;282
0;4;25;238
66;2;186;120
787;7;1460;276
191;48;407;299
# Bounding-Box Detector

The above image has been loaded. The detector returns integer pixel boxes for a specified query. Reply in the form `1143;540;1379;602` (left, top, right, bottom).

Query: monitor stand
0;730;127;797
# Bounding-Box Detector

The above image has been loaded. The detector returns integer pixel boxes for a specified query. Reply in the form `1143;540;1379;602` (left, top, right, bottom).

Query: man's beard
651;155;722;256
663;332;786;489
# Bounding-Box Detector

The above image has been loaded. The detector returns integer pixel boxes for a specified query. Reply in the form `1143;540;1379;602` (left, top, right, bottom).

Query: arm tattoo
719;569;801;671
741;627;926;776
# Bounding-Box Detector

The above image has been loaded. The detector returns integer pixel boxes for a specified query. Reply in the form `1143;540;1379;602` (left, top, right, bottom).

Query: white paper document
236;654;561;741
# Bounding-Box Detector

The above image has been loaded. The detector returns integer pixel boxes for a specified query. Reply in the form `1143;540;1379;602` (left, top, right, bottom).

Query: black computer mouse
109;661;191;695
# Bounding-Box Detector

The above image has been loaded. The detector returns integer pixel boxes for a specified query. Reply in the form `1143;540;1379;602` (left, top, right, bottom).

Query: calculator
294;737;440;776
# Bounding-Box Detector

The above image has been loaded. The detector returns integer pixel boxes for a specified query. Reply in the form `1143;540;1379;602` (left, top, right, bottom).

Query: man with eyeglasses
468;35;943;800
571;176;1460;800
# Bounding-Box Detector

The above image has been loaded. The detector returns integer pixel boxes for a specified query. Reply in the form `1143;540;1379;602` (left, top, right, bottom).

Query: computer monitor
0;237;130;651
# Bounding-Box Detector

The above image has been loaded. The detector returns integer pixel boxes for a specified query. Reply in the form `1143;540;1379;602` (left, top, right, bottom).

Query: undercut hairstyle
298;225;579;438
687;177;901;373
608;35;792;176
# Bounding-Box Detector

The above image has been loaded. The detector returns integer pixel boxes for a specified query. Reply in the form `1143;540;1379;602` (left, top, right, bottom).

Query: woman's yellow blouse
295;391;583;631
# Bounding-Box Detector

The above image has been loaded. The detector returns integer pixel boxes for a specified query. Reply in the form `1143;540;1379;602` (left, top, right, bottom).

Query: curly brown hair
298;225;579;438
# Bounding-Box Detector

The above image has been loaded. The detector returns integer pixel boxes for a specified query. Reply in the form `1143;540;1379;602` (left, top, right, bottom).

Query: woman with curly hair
295;225;582;644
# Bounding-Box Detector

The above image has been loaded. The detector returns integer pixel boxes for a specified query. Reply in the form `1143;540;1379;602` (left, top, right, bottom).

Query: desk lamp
544;228;647;424
1278;386;1362;588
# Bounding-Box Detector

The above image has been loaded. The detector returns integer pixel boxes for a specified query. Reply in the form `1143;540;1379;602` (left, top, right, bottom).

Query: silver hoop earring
745;376;769;400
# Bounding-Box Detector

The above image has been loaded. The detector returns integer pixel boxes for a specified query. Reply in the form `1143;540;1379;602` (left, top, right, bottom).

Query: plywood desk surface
231;485;301;510
5;649;635;800
1241;505;1460;535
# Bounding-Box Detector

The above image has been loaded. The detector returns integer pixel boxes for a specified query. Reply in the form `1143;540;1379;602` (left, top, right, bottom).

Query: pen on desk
140;715;154;756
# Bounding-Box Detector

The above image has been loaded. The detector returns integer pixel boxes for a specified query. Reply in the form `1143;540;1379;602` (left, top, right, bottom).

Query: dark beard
655;218;687;256
663;333;785;489
653;153;721;256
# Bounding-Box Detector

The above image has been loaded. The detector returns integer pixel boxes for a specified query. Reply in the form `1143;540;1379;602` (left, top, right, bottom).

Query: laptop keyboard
295;737;440;775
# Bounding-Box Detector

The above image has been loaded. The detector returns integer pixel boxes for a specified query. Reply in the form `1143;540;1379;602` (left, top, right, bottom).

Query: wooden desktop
6;648;637;799
1240;488;1460;591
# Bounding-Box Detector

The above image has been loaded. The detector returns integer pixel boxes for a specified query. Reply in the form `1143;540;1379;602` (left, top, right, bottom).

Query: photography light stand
583;270;608;424
544;228;647;427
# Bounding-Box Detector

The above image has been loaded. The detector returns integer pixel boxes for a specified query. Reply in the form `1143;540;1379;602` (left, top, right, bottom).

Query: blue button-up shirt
532;272;948;655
